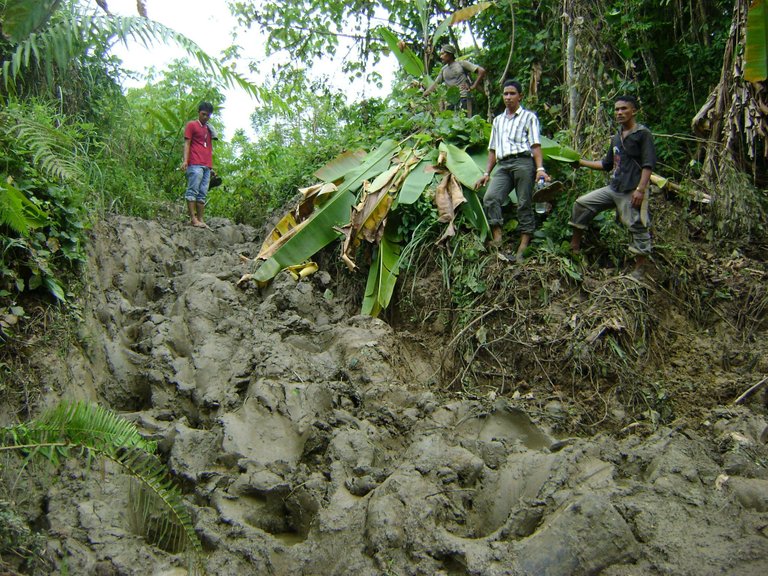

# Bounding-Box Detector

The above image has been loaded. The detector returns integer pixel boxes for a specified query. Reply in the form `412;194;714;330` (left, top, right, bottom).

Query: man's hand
474;174;489;190
631;188;645;208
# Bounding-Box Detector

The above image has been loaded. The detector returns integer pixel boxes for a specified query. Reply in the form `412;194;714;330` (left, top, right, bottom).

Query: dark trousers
482;156;535;234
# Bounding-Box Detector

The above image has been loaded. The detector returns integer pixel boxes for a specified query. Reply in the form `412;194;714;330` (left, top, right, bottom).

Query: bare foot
193;221;209;229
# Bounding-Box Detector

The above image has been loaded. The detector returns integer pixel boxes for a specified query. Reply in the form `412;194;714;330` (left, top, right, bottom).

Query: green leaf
432;1;494;46
376;27;425;78
254;188;356;283
0;401;204;564
439;142;484;189
338;139;400;194
461;187;491;242
0;178;50;235
398;159;434;205
745;0;768;82
314;149;367;182
43;276;66;302
540;135;580;163
361;232;403;317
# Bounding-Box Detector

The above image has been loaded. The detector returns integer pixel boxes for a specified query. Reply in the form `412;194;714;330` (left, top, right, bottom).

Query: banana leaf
254;188;356;282
314;149;367;183
257;211;301;260
460;187;490;242
254;141;399;283
361;232;403;317
439;142;484;189
745;0;767;82
377;27;424;79
436;143;491;239
540;135;580;163
340;165;400;270
338;139;400;194
398;159;434;205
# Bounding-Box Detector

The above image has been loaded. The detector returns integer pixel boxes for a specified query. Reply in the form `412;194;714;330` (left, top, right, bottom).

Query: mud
7;215;768;575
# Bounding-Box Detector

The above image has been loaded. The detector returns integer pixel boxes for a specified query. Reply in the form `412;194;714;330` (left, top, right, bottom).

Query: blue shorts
185;165;211;203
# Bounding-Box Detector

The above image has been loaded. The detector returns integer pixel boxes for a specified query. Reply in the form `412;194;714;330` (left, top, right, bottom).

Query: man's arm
578;158;604;170
631;166;653;208
181;139;191;170
470;65;486;92
422;70;444;96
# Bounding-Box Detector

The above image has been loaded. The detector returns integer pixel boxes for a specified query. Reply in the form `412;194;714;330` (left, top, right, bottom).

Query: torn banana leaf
340;165;399;270
254;188;356;282
313;149;367;183
254;141;401;283
432;2;494;47
338;139;400;194
458;187;490;242
439;142;483;189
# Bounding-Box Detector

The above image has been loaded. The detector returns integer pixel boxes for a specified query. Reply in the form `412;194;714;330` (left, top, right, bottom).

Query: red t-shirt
184;120;213;167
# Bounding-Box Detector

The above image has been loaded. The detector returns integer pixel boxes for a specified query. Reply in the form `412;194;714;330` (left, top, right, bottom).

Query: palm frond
1;7;274;108
0;401;205;572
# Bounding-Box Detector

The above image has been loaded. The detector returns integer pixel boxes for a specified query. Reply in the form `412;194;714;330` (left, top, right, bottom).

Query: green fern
1;106;87;184
0;401;205;574
0;177;49;236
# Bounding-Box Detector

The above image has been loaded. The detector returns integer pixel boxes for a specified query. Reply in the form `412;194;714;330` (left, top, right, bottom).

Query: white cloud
102;0;395;139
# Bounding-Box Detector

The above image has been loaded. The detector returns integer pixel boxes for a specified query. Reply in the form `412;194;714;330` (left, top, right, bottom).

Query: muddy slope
12;215;768;575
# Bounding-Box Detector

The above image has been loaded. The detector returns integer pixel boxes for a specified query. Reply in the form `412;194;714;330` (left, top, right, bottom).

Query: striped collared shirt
488;106;541;160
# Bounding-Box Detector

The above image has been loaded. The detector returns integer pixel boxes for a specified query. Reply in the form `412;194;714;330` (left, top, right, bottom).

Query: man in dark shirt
570;95;656;278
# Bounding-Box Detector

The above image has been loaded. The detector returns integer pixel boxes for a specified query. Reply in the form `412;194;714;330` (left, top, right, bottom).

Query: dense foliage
0;0;766;339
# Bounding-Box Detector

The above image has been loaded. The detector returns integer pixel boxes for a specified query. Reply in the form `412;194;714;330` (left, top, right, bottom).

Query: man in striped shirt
475;80;549;262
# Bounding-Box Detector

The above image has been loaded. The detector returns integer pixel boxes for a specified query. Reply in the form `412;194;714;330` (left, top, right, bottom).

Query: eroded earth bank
11;215;768;575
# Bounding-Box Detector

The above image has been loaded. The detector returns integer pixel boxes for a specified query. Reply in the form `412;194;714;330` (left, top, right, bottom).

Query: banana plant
253;131;580;317
377;1;494;80
253;140;401;283
361;230;403;317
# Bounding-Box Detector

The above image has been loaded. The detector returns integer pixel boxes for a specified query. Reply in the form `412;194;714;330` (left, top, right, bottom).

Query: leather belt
499;152;531;160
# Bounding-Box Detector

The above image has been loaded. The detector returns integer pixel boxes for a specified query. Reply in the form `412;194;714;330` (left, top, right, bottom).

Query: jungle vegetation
0;0;766;572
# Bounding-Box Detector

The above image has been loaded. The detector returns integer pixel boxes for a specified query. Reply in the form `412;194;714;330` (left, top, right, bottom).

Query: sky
104;0;396;139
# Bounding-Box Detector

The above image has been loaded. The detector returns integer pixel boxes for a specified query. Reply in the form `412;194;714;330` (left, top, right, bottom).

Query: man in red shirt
181;102;215;228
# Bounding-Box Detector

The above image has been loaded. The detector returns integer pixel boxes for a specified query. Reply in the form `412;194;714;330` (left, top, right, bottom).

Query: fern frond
0;401;205;573
0;106;86;184
0;177;50;235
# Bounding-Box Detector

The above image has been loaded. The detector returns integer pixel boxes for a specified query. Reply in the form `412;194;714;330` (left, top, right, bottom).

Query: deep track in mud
7;214;768;575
